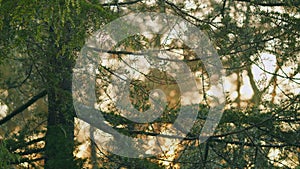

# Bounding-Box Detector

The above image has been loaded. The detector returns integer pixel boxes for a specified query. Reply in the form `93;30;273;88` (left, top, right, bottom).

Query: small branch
0;90;47;126
165;0;214;26
10;156;45;165
6;64;33;89
17;148;45;156
235;0;300;7
211;138;300;148
10;137;45;151
221;0;227;18
101;0;142;7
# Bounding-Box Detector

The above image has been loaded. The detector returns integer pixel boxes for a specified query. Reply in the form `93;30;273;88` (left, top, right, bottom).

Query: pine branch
235;0;300;7
101;0;142;7
0;90;47;126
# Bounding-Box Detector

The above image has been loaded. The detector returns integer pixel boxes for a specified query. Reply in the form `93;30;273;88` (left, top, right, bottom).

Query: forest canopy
0;0;299;168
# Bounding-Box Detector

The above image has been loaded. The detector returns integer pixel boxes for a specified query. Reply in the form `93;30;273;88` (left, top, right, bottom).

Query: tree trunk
44;54;77;169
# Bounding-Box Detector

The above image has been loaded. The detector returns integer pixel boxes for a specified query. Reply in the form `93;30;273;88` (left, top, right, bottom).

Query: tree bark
44;53;77;169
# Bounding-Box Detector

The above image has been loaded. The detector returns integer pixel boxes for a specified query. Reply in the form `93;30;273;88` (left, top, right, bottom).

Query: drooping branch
10;157;45;165
17;147;45;156
10;137;45;151
235;0;300;7
211;138;300;148
0;90;47;126
165;0;215;27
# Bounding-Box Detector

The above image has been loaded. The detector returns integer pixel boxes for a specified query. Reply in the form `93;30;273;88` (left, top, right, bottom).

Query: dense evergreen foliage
0;0;299;168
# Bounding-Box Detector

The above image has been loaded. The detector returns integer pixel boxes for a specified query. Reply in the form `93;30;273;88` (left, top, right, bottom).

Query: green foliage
0;140;20;168
99;153;164;169
0;0;299;168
